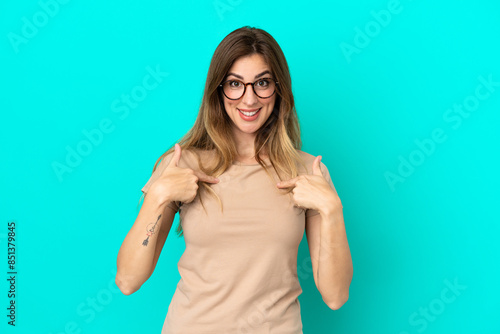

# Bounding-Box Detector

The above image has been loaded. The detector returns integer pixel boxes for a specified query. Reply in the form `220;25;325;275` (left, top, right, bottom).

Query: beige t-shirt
141;149;335;334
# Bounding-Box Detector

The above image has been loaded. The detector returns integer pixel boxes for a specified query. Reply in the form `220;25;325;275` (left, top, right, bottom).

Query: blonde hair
139;26;307;237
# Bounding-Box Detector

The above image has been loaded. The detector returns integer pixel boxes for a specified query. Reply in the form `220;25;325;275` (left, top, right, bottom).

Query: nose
241;84;259;106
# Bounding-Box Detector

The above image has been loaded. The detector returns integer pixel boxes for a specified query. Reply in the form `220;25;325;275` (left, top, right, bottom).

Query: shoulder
163;147;218;171
296;149;317;163
154;147;201;172
295;149;328;175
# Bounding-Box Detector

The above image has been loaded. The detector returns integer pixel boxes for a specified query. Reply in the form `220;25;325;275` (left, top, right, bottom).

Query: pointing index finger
277;177;298;188
195;170;220;184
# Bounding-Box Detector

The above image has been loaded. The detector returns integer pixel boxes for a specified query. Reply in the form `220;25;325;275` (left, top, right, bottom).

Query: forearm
317;209;353;309
116;195;166;294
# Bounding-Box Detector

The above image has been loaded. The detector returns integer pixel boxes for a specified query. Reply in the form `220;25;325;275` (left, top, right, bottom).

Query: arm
116;144;218;295
115;194;175;295
298;158;352;310
306;209;352;310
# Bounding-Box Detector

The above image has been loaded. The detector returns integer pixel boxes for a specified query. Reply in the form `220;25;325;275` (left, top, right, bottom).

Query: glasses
219;77;279;100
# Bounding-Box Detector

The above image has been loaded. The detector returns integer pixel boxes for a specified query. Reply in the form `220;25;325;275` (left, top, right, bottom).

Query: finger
312;155;323;176
168;143;182;168
195;170;220;184
276;177;298;188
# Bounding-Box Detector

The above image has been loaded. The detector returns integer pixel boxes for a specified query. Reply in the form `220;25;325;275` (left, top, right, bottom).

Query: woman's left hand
276;156;343;215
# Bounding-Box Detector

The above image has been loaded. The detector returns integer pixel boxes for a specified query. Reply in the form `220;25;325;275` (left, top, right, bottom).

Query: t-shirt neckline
232;161;261;166
232;160;272;166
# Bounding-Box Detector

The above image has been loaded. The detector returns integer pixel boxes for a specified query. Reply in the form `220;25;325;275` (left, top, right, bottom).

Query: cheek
265;98;276;111
223;99;237;112
222;101;231;117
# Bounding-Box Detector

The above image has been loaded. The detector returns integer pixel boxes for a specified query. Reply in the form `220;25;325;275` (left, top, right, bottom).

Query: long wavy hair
139;26;308;237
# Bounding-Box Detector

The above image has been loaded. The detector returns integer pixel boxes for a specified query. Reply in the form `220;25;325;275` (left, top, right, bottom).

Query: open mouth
238;108;261;117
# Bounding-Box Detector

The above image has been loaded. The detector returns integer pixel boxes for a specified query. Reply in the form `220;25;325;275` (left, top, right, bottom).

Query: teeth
239;109;260;116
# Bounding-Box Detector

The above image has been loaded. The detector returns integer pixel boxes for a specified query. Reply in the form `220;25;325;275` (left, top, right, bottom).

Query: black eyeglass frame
219;77;279;100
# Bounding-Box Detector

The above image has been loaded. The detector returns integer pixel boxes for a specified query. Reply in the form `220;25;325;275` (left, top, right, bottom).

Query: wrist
318;192;343;219
145;185;172;209
319;203;343;221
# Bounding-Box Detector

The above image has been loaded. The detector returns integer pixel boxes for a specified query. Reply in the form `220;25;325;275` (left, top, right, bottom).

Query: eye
256;79;270;88
228;80;242;88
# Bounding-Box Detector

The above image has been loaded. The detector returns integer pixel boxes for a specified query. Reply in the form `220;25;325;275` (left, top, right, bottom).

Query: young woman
116;26;353;334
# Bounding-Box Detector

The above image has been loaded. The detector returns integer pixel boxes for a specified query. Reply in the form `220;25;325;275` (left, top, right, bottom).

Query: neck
232;128;266;159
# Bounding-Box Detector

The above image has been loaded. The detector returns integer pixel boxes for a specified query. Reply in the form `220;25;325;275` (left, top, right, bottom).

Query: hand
276;156;342;215
149;143;219;205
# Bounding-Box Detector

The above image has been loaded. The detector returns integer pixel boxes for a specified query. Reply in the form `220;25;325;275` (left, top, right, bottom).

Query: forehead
227;54;270;79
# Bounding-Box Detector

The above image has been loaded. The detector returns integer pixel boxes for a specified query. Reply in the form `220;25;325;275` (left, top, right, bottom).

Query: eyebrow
226;70;271;80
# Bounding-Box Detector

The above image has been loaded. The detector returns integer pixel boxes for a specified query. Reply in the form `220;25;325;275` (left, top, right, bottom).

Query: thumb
312;155;323;176
167;143;182;168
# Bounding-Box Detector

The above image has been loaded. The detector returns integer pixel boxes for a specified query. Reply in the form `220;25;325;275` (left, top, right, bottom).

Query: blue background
1;0;499;333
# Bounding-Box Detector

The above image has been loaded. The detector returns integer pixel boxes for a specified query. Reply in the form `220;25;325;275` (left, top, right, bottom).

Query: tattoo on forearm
142;214;161;246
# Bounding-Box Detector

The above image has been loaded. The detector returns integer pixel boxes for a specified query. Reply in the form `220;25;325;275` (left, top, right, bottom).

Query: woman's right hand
148;143;219;206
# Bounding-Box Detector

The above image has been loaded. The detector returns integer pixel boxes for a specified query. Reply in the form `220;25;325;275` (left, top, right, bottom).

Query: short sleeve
141;152;180;213
305;161;338;218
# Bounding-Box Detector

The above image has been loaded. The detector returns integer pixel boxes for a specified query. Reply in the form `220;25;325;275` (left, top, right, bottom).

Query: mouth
237;108;261;121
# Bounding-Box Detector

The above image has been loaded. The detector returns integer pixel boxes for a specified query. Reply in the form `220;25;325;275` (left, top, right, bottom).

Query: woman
116;26;353;333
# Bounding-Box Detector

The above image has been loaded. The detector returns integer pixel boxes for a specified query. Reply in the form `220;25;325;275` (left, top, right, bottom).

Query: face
222;53;277;138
